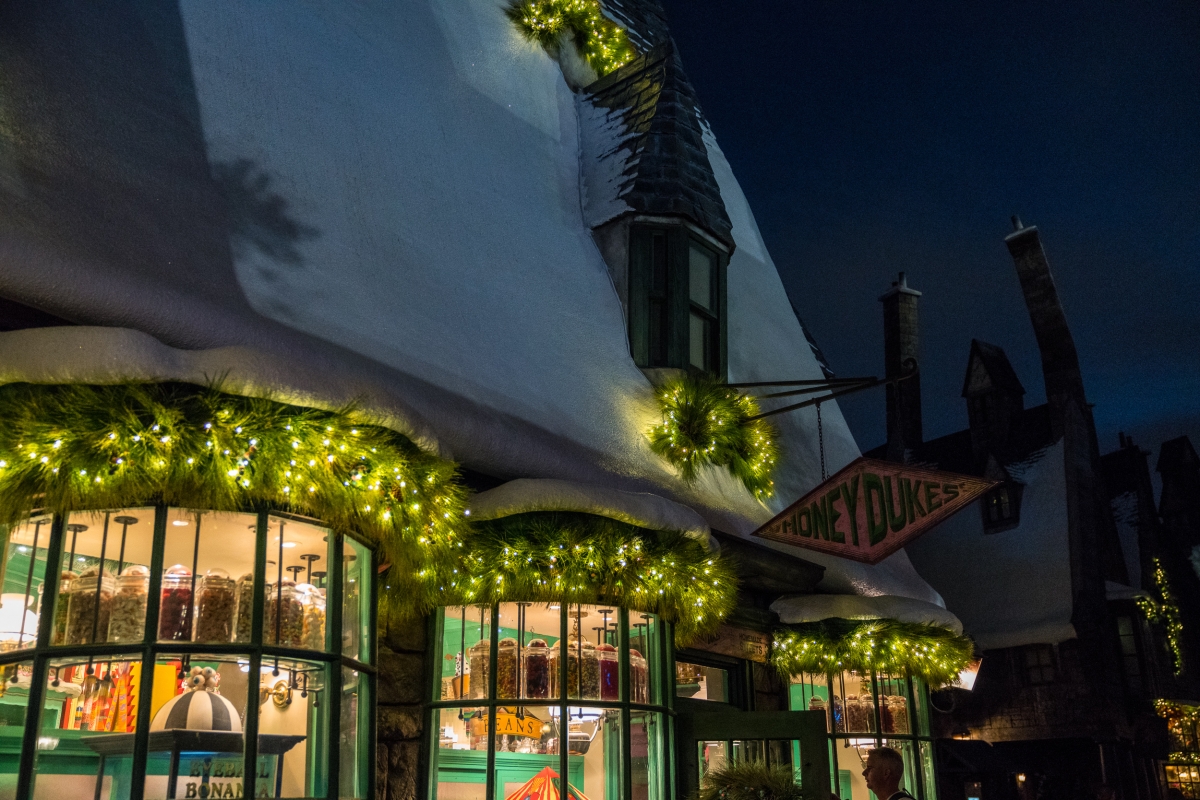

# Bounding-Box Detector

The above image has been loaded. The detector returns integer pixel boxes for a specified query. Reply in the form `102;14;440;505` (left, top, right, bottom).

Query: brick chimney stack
880;271;922;461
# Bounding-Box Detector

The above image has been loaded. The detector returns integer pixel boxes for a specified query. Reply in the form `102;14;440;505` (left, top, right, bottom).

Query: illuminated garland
1155;699;1200;763
1136;558;1185;677
409;512;737;643
505;0;635;77
698;761;805;800
0;382;468;609
771;618;975;688
648;373;779;499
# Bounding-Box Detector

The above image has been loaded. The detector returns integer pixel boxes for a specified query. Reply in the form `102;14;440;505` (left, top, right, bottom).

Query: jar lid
237;572;254;583
498;637;518;647
164;564;192;578
526;639;549;648
121;564;150;578
204;567;231;580
596;643;617;652
629;648;644;659
579;640;596;650
61;570;78;582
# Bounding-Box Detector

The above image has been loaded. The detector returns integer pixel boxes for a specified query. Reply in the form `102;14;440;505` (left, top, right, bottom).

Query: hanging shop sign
470;710;544;740
695;624;770;663
752;457;995;564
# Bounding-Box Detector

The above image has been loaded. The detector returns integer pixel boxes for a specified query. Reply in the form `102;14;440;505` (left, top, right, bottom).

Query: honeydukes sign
753;457;995;564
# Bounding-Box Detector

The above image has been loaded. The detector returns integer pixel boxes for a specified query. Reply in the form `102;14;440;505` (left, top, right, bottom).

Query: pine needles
505;0;635;77
697;761;808;800
648;373;779;499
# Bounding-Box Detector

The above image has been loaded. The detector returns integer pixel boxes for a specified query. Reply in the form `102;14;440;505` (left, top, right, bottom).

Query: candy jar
496;638;518;699
629;648;648;704
549;639;581;699
888;695;909;733
158;564;194;641
299;584;326;650
51;571;77;645
523;639;550;699
67;566;114;645
107;565;150;643
597;643;619;700
265;578;303;646
468;638;490;700
234;573;255;643
195;568;236;643
579;641;600;700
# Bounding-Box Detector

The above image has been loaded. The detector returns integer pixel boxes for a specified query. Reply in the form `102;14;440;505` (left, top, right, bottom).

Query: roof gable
961;339;1025;398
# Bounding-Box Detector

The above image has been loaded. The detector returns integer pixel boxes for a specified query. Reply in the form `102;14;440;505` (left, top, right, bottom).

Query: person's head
862;747;904;797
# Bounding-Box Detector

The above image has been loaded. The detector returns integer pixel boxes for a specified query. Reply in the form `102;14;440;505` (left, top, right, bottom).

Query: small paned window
1023;644;1056;685
1116;615;1143;692
630;225;727;377
983;483;1021;533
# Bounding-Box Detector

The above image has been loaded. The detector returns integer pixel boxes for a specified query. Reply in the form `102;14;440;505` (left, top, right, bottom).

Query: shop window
982;483;1021;533
1115;615;1144;694
0;506;375;800
1022;645;1056;685
675;662;729;703
629;225;727;377
431;604;671;800
789;672;936;800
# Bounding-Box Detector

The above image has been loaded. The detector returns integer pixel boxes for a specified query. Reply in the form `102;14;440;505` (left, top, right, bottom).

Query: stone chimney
1005;218;1087;436
880;272;922;460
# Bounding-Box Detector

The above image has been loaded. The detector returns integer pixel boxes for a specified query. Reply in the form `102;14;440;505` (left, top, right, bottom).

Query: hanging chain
817;403;827;481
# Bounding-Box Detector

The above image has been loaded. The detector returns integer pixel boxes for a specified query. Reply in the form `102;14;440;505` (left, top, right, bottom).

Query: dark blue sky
663;0;1200;469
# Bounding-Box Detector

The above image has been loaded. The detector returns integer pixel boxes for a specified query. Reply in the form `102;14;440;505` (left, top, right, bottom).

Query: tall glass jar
523;639;550;699
66;567;114;645
630;648;648;704
496;638;518;699
51;571;77;646
468;639;490;700
579;640;600;700
265;579;303;646
887;695;909;733
234;573;254;643
107;565;149;643
298;583;326;650
550;638;582;699
597;643;618;700
158;564;194;641
195;568;236;643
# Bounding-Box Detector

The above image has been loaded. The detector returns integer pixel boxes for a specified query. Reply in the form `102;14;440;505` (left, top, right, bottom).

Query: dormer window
983;482;1022;532
629;223;727;377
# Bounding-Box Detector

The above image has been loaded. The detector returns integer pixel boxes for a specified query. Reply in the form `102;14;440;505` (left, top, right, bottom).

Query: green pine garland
412;511;737;644
1136;557;1185;677
505;0;635;77
771;618;975;689
648;373;779;499
0;381;469;610
698;762;805;800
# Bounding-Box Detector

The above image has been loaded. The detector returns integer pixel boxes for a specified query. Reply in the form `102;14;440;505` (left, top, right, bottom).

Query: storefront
1159;700;1200;798
0;506;375;800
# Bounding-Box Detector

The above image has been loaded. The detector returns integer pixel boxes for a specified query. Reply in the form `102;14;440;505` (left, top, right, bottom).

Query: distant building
868;223;1200;800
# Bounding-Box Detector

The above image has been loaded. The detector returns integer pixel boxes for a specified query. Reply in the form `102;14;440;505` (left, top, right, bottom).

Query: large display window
790;671;938;800
428;604;672;800
0;506;376;800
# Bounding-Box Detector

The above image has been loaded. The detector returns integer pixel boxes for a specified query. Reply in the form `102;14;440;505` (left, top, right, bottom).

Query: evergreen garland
1136;557;1185;676
505;0;635;77
0;381;469;609
1155;699;1200;764
648;373;779;499
413;511;737;643
771;618;975;689
698;761;806;800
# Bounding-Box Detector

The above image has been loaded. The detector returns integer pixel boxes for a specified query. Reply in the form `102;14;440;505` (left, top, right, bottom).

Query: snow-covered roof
0;0;943;604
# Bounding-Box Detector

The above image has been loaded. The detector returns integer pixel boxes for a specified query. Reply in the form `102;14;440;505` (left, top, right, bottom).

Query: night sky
662;0;1200;473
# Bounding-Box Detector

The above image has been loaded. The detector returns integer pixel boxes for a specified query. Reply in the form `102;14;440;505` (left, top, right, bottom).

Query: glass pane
1;516;53;651
159;510;259;645
699;740;728;782
437;606;493;702
263;514;332;651
342;535;371;660
0;661;35;791
561;605;621;702
630;711;664;800
494;603;565;702
254;657;330;799
339;667;369;799
789;674;832;728
30;656;142;800
919;740;938;800
566;707;620;800
675;662;728;702
629;613;661;706
55;509;154;646
689;244;714;310
689;313;710;371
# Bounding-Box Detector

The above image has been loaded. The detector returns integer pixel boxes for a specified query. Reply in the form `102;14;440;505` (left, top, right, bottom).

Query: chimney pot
1011;215;1024;231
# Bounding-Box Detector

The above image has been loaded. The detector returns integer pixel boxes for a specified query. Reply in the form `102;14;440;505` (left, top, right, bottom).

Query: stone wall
376;612;429;800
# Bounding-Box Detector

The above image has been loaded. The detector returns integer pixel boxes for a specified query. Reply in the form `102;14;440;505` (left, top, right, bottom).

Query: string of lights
648;373;779;499
771;618;975;688
1136;557;1185;677
505;0;635;77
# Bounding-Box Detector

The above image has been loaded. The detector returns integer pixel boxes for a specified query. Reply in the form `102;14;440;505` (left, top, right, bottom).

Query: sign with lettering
695;625;770;663
752;457;995;564
470;710;544;739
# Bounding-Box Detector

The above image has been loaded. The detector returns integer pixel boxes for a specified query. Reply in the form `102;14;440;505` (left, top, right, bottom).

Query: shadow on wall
212;159;319;285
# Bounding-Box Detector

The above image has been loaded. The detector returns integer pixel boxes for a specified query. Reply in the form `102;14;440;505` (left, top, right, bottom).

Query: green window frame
0;505;377;800
425;604;676;800
629;225;728;378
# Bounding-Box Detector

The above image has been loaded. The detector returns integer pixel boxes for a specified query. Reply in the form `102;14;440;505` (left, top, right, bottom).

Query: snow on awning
771;593;964;634
466;478;715;549
1105;580;1151;601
